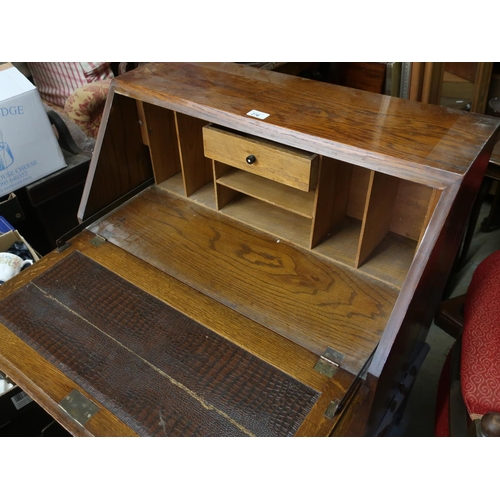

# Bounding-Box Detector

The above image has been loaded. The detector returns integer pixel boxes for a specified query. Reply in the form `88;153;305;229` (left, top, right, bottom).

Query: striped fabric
28;62;113;107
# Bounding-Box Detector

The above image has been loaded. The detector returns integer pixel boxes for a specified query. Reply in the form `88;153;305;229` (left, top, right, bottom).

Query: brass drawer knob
246;154;256;165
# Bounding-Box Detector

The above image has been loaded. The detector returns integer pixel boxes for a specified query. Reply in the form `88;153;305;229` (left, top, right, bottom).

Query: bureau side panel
78;90;154;221
365;133;499;435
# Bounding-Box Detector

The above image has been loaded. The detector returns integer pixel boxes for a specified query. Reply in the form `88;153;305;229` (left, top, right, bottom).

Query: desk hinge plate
314;347;345;378
324;398;341;419
90;235;107;247
59;389;99;426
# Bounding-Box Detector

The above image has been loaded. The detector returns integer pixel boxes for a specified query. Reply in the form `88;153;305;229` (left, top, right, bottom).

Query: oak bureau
0;63;498;436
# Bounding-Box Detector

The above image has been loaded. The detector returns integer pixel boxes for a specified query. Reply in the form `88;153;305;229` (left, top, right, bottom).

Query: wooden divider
311;156;353;248
175;113;213;196
356;171;400;268
142;102;180;185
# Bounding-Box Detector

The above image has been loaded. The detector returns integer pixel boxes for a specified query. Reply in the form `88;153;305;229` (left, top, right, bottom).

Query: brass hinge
90;235;107;247
59;389;99;426
324;398;341;419
314;347;345;378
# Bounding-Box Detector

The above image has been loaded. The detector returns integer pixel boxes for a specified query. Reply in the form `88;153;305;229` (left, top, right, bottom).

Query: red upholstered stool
435;250;500;437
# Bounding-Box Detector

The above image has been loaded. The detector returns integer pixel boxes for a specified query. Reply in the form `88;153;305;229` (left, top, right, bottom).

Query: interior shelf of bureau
216;168;316;219
145;105;440;290
219;195;313;247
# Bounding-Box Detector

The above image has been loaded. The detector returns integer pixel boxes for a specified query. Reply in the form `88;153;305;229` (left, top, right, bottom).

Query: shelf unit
149;116;441;289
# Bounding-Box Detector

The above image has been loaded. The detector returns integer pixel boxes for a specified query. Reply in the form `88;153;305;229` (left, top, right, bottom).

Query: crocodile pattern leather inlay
0;251;319;436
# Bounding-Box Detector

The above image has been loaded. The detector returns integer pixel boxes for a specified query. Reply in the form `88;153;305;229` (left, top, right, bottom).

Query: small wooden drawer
203;125;319;192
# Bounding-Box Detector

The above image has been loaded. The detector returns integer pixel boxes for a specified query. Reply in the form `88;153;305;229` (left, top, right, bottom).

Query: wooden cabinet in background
0;63;498;437
409;62;494;113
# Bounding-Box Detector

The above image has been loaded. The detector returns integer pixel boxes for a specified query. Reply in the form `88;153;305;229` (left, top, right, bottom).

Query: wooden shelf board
217;169;315;218
157;178;413;288
158;174;217;210
158;173;184;195
312;218;361;269
187;182;217;209
357;232;416;289
312;218;415;289
219;196;312;247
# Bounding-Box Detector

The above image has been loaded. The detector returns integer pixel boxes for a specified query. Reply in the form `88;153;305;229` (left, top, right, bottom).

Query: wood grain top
112;62;500;186
91;187;399;376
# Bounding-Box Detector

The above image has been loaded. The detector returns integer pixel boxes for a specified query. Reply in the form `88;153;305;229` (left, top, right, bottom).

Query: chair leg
457;176;493;269
480;180;500;233
448;338;469;437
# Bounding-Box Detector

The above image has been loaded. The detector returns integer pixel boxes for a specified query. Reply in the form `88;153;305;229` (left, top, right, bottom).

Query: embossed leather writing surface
0;251;319;436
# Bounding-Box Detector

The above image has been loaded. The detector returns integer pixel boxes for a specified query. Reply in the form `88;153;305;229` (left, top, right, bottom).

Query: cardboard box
0;63;66;198
0;228;39;261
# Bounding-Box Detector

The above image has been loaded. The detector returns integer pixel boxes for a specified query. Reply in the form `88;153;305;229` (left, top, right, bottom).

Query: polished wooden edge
0;324;138;437
77;86;118;222
294;368;357;437
0;235;138;437
111;82;463;190
329;383;374;437
141;93;462;188
369;180;460;378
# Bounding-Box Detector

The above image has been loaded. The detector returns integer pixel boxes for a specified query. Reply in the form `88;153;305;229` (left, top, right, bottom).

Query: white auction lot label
247;110;270;120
